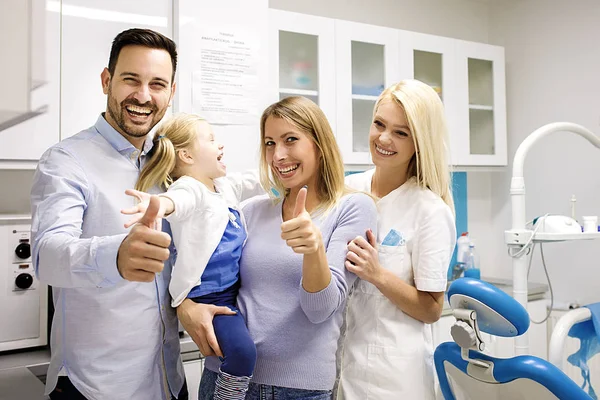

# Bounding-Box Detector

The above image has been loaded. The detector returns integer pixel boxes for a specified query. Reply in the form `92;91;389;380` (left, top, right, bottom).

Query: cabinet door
398;31;460;165
0;0;60;166
268;10;336;132
335;20;400;165
454;41;507;166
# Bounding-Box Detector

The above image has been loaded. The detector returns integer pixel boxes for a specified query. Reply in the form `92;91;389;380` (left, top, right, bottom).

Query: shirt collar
94;113;154;155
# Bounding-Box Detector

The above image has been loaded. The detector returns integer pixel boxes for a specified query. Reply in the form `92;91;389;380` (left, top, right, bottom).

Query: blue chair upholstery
435;278;591;400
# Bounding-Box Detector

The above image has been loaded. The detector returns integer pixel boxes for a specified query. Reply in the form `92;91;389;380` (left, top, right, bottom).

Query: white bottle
464;242;481;279
456;232;470;265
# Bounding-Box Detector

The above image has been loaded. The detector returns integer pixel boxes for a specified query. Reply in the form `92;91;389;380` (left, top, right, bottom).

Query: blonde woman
194;96;378;399
121;113;263;400
337;80;457;399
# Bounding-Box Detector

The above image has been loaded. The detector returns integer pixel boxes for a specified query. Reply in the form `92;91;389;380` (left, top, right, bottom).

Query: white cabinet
268;9;336;132
453;41;507;166
334;20;400;165
269;11;508;167
0;0;60;166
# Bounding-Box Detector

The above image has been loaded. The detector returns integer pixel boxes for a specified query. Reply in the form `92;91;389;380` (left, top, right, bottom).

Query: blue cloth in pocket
382;229;402;246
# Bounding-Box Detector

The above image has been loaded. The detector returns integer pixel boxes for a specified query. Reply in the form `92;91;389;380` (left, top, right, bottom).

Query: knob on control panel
15;273;33;290
15;242;31;259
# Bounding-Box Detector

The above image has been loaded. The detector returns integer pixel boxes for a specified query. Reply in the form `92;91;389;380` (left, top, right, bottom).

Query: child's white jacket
163;171;262;307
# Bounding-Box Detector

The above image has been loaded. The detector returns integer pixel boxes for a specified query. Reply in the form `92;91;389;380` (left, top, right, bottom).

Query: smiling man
30;29;187;400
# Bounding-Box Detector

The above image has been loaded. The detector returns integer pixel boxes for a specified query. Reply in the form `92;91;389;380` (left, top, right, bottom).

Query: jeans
199;369;332;400
49;376;189;400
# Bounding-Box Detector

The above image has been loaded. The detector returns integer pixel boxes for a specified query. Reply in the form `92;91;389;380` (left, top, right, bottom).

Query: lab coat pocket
378;243;410;280
366;344;427;399
354;244;406;296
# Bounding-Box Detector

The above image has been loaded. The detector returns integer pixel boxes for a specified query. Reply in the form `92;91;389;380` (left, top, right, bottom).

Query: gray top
205;192;378;390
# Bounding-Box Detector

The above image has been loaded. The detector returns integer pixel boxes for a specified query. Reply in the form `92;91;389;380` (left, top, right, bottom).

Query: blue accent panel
450;172;468;279
435;342;591;399
448;278;530;337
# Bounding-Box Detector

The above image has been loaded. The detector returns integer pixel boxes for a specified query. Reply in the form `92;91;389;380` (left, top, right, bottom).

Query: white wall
487;0;600;305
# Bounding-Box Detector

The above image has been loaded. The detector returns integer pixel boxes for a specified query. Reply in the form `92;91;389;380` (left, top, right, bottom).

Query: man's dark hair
108;28;178;83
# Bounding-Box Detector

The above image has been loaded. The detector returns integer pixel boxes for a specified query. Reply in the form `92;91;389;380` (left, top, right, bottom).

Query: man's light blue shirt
31;115;185;400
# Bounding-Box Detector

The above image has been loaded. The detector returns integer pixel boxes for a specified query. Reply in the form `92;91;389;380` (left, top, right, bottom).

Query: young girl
122;113;261;400
336;80;457;399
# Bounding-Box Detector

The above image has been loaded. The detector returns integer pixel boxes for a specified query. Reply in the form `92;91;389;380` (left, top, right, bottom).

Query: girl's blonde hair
374;79;454;212
136;113;205;192
259;96;347;212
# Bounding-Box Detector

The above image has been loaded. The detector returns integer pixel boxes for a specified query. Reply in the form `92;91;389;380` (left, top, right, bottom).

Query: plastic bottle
456;232;470;265
464;242;481;279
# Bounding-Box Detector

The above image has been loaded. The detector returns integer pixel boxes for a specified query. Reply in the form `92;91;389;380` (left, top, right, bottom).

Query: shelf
469;104;493;111
279;88;318;97
533;232;600;243
351;94;378;101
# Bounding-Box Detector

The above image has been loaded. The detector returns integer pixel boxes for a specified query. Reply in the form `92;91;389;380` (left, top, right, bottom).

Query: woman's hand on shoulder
280;187;323;254
345;229;384;284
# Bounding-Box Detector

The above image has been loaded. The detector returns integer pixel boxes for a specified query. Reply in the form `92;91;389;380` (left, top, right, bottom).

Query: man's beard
106;87;160;138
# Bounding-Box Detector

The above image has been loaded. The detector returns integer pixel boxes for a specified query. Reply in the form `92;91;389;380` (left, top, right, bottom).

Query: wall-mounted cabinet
268;10;336;133
269;11;508;167
453;40;507;166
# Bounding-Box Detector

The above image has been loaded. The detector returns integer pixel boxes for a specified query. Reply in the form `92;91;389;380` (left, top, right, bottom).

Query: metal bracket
452;309;491;369
504;229;533;246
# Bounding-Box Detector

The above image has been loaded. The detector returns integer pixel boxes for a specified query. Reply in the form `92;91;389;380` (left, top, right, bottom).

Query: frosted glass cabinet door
268;10;336;132
335;20;400;165
398;31;460;165
454;41;507;166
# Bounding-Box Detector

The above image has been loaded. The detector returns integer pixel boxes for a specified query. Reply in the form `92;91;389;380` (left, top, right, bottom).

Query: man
31;28;187;400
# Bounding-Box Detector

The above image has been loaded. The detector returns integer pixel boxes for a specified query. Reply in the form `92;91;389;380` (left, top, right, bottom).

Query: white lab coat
337;169;456;400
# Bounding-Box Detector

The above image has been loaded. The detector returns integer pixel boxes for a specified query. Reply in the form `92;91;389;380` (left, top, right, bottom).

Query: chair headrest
448;278;530;337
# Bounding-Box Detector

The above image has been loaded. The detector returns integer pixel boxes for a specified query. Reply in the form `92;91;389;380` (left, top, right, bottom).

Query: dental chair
434;278;591;399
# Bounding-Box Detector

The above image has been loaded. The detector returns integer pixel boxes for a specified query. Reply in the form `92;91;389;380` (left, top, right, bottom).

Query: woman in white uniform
337;79;457;399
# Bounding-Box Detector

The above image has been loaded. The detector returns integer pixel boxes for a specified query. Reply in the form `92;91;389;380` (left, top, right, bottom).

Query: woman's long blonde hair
259;96;347;212
374;80;454;211
136;113;204;192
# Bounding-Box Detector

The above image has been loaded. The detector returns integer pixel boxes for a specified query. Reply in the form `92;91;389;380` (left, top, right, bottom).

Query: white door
454;40;507;166
268;9;336;132
335;20;400;165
